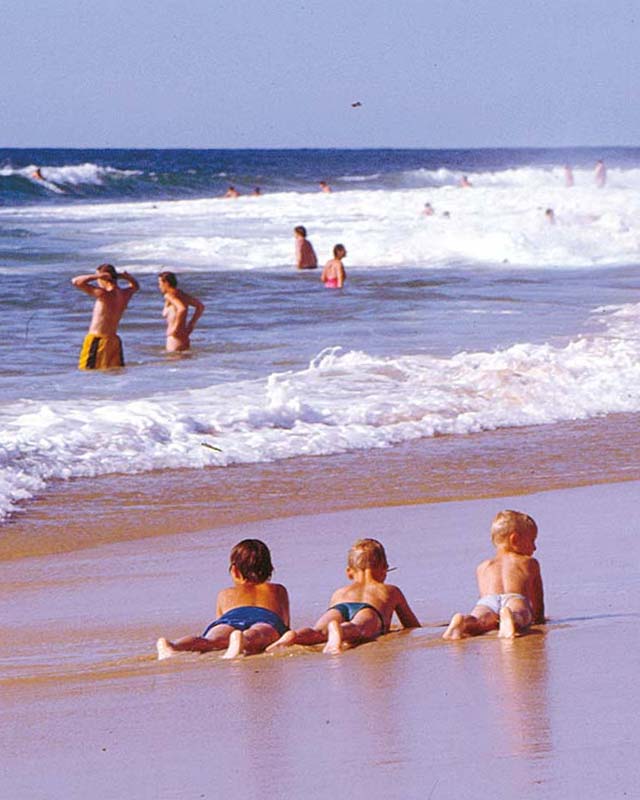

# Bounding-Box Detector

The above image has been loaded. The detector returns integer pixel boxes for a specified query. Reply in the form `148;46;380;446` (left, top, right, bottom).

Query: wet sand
2;480;639;799
3;410;640;561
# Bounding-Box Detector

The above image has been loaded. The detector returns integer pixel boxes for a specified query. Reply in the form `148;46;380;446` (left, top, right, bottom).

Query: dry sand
2;480;639;799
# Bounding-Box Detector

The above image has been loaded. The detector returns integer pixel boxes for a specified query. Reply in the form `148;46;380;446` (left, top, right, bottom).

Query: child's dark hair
229;539;274;583
159;270;178;288
333;243;346;258
294;225;307;237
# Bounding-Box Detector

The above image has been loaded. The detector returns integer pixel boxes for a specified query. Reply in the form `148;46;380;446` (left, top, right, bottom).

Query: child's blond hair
347;538;389;572
490;510;537;546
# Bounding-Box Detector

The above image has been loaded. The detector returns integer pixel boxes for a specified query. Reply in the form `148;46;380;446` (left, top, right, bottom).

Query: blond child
443;510;545;640
321;244;347;289
268;538;420;655
157;539;290;660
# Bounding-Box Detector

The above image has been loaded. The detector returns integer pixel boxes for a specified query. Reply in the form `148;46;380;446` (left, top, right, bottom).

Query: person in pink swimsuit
321;244;347;289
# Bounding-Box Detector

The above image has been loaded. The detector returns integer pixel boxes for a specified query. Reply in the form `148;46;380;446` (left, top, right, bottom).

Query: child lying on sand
157;539;290;660
268;538;420;654
443;510;545;640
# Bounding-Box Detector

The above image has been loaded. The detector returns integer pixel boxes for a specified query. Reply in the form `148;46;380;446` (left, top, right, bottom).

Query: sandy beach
2;475;638;799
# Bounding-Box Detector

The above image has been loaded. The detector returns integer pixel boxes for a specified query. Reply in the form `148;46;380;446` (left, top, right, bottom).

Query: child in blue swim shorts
268;538;420;655
157;539;290;660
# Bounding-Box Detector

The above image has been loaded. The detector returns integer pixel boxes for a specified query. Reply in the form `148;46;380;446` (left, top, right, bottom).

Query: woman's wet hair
158;270;178;288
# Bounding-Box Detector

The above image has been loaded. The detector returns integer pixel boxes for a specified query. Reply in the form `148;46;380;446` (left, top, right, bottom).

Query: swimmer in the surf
157;539;290;660
459;175;472;188
545;208;556;225
71;264;139;370
158;271;205;352
224;185;240;198
268;538;420;654
321;244;347;289
319;180;332;193
32;167;44;181
423;202;435;216
294;225;318;270
564;165;574;187
594;159;607;188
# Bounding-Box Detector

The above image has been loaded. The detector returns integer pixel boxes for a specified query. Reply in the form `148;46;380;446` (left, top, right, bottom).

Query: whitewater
1;147;639;519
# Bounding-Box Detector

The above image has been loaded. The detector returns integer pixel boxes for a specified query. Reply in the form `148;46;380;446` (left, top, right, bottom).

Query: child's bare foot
323;620;344;654
156;637;177;660
221;630;245;659
266;630;297;652
443;613;465;640
498;607;517;638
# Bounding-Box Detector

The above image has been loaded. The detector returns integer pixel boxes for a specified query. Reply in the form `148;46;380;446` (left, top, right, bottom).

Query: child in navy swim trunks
157;539;290;660
443;510;545;640
268;538;420;655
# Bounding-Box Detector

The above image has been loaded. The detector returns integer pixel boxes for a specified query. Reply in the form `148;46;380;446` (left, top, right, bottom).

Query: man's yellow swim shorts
78;334;125;370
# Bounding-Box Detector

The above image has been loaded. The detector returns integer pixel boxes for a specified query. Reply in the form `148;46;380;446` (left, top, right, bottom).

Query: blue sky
3;0;639;148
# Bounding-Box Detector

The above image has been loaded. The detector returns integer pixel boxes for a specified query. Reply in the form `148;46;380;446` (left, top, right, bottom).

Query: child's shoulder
266;581;289;596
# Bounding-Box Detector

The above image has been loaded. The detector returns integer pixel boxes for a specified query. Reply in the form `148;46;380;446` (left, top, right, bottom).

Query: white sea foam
2;302;640;519
0;162;140;187
2;164;639;272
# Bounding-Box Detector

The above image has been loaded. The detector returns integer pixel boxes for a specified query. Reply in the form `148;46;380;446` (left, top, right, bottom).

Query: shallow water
2;147;640;525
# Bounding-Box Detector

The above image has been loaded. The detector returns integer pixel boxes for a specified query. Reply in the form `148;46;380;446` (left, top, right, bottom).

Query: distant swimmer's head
294;225;307;238
158;270;178;289
333;243;347;259
96;263;118;283
229;539;274;583
491;510;538;549
348;538;390;574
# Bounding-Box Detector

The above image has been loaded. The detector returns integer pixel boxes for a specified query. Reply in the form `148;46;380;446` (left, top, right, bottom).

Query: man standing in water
158;271;205;352
71;263;139;369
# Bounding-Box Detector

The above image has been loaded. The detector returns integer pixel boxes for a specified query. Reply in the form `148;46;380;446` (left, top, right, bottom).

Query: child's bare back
443;510;544;640
268;538;420;655
157;539;290;660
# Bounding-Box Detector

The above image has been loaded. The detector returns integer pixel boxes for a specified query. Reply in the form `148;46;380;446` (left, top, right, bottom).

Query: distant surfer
595;159;607;188
158;271;205;352
32;167;44;181
71;264;139;369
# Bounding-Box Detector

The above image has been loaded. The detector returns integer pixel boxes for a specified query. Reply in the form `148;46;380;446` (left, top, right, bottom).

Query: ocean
2;147;640;523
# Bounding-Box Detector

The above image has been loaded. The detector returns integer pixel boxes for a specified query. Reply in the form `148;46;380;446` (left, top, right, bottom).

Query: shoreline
3;410;640;561
2;479;639;799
